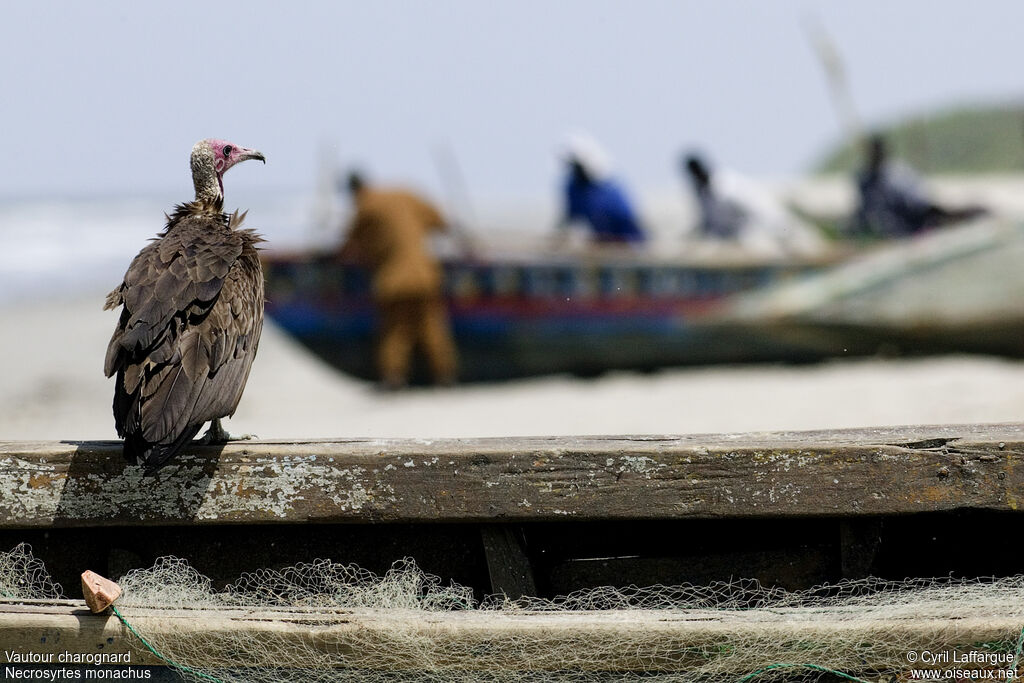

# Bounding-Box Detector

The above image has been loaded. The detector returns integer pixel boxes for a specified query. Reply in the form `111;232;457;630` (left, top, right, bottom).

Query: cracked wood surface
0;423;1022;527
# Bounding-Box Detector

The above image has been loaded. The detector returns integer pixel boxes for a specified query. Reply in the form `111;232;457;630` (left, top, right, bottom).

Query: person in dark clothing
849;135;987;238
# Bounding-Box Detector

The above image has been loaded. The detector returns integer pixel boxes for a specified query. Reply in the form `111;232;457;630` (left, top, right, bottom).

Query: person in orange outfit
339;171;457;388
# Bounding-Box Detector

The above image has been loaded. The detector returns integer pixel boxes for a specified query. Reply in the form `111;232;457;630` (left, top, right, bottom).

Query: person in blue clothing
555;135;646;244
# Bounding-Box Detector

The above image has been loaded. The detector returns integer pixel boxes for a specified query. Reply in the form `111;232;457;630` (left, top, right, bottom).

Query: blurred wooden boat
262;242;837;383
727;218;1024;359
263;218;1021;383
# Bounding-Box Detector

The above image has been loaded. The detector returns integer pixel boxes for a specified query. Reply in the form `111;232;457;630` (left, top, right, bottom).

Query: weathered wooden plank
0;423;1022;527
0;600;1019;673
0;600;156;665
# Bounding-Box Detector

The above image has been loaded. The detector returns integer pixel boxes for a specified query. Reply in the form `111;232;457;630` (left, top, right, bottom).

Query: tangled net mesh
0;542;63;600
3;544;1023;682
114;558;1024;683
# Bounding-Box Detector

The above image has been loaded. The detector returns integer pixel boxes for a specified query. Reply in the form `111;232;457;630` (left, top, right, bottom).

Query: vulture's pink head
191;138;265;202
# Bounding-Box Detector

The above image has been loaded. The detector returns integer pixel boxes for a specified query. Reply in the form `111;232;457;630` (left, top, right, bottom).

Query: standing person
555;134;646;245
849;135;987;238
339;172;457;389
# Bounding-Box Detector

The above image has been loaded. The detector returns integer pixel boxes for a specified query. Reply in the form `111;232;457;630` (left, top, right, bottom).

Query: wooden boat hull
726;219;1024;359
264;220;1023;382
263;253;829;382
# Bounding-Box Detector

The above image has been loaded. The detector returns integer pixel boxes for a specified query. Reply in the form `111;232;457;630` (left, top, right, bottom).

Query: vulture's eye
223;145;233;157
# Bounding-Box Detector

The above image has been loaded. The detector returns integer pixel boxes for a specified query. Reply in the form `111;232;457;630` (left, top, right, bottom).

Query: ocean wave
0;191;328;305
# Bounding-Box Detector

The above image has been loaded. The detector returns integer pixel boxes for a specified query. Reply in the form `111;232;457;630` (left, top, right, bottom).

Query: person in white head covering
555;133;646;244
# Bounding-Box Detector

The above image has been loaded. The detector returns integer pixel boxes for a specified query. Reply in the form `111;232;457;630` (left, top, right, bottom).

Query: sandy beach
2;290;1023;443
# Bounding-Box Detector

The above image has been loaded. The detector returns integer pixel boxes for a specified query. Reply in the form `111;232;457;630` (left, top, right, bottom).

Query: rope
111;604;225;683
739;624;1024;683
1010;624;1024;680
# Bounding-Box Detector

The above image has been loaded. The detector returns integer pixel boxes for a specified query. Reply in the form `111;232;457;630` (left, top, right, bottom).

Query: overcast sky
3;0;1023;201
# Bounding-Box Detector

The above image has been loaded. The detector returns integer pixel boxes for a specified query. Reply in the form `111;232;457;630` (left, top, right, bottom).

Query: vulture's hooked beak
240;149;266;164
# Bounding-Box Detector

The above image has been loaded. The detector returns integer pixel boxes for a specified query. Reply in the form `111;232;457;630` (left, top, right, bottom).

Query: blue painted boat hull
262;252;830;382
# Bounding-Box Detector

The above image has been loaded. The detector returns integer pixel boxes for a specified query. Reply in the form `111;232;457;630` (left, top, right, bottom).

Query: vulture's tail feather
123;423;204;469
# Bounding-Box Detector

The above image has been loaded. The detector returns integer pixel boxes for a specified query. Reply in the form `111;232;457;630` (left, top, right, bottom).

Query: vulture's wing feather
187;261;265;422
105;212;263;466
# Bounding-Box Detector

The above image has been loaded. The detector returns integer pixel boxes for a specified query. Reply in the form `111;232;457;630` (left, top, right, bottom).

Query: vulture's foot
201;418;257;445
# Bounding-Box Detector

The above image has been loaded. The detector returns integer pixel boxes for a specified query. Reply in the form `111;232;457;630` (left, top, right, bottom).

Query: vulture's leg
200;418;256;444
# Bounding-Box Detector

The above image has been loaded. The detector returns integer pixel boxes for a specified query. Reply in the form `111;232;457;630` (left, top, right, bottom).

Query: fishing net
0;542;64;600
109;557;1024;683
1;543;1022;682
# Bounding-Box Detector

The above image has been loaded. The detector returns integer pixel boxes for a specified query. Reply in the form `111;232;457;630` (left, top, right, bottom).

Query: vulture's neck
191;150;223;204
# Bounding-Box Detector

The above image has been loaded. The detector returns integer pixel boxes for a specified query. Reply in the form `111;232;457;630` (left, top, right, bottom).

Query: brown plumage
104;139;265;467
